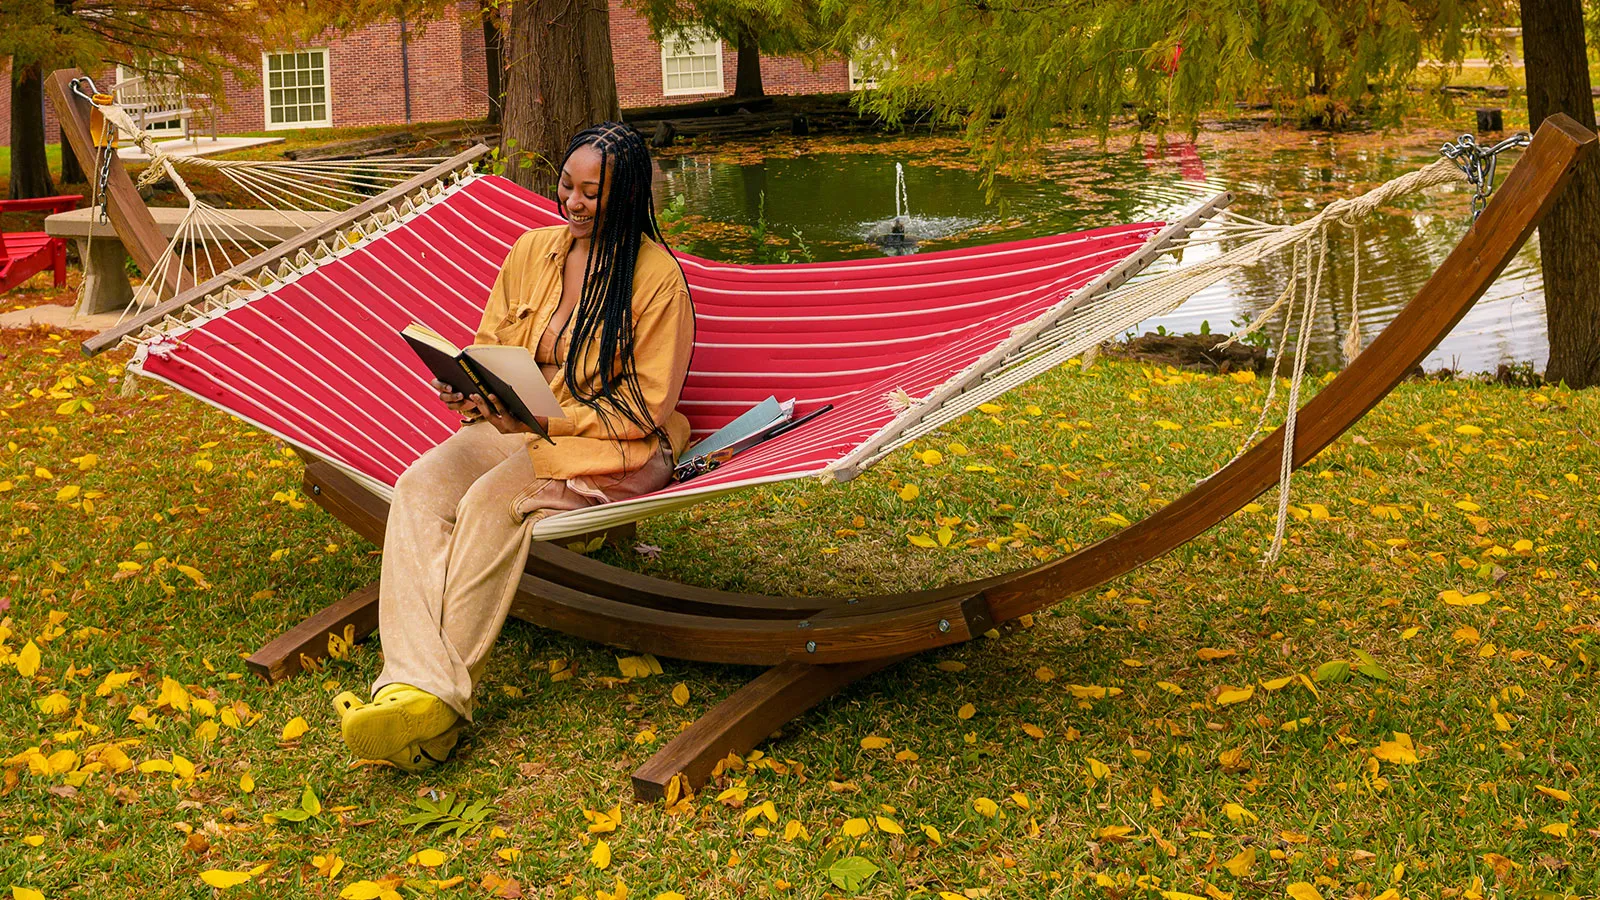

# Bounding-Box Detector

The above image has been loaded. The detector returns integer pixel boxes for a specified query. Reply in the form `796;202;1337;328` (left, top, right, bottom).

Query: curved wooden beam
984;113;1594;622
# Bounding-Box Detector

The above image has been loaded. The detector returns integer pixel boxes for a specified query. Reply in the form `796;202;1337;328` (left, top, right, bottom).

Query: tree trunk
502;0;619;196
733;24;765;99
1523;0;1600;388
481;0;505;126
59;126;86;184
8;64;56;200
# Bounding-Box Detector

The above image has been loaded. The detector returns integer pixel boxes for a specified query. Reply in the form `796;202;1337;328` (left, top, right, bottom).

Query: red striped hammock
129;173;1185;540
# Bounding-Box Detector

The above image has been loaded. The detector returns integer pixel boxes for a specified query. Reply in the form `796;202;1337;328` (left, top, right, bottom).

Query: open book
673;396;832;482
399;322;566;444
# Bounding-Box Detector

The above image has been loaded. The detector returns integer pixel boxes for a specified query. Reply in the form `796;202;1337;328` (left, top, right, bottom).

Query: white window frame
262;48;332;130
660;29;724;97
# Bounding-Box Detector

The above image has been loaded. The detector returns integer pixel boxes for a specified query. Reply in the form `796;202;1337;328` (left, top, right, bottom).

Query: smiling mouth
568;213;593;225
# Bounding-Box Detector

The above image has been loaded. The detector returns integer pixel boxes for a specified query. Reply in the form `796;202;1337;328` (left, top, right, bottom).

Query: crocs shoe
331;691;365;720
339;684;459;762
389;724;462;773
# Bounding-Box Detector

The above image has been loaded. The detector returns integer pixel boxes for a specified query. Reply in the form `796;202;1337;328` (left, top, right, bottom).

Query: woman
332;123;695;771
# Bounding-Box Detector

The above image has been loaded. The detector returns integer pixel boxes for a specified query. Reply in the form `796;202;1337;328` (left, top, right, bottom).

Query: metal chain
1439;132;1531;219
69;76;118;224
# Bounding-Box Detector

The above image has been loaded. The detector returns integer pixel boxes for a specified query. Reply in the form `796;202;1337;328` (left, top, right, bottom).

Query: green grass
2;301;1598;898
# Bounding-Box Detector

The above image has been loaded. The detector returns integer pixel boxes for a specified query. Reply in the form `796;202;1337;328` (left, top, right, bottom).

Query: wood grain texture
631;657;907;800
984;113;1596;623
80;143;492;357
245;582;380;683
45;69;190;298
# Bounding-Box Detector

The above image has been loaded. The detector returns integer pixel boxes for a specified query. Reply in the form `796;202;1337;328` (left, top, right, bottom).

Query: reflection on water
654;136;1546;374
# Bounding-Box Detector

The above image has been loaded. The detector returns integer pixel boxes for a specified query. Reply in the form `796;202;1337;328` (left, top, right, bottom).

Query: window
661;29;723;96
850;41;892;91
263;49;331;129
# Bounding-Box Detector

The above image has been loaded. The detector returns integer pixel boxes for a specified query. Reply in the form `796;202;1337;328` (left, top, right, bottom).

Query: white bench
46;207;335;314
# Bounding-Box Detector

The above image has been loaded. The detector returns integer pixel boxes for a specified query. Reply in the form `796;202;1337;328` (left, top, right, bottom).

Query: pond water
653;130;1546;374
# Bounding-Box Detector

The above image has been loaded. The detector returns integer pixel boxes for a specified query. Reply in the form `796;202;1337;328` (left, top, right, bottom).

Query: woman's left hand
470;393;545;436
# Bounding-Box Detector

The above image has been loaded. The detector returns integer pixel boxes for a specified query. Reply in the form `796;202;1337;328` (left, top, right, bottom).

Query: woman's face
558;144;605;241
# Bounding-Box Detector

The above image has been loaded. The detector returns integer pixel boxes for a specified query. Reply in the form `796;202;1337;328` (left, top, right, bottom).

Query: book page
400;322;460;357
463;345;568;419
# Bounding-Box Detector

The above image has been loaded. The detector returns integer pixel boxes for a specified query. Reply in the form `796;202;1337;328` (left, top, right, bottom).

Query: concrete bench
46;207;335;314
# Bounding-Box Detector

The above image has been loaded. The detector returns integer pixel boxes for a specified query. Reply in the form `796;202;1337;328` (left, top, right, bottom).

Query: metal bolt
311;485;321;495
797;620;811;629
805;641;817;653
846;597;859;605
938;619;951;633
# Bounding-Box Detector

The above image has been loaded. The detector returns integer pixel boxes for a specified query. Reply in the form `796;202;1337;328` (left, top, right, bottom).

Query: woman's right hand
431;379;475;414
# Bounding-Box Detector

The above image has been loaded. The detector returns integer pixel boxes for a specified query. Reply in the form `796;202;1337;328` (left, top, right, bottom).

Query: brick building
1;1;871;146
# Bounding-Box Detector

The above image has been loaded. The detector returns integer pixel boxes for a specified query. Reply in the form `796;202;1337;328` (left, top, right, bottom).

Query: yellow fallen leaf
1221;802;1257;824
239;772;255;793
957;703;976;720
16;641;41;677
670;682;690;706
199;870;254;889
1540;822;1571;838
1439;589;1489;606
36;693;70;716
1021;723;1045;739
22;836;45;848
591;838;611;868
1156;681;1184;695
1216;685;1254;706
340;883;386;900
1223;847;1255;877
783;819;809;841
875;815;904;835
11;889;44;900
860;735;889;750
1086;758;1111;780
1373;739;1419;765
1454;424;1483;436
1197;647;1235;661
1259;675;1293;691
921;824;942;844
898;484;920;501
841;817;870;837
973;797;999;817
1034;665;1055;682
409;849;447;867
1536;785;1573;802
1286;883;1324;900
280;716;310;741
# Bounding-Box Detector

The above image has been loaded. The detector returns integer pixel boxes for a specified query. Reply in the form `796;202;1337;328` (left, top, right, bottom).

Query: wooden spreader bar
173;114;1594;799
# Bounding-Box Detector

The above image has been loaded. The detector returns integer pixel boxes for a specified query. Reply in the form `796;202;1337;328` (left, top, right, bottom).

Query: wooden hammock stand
52;69;1595;800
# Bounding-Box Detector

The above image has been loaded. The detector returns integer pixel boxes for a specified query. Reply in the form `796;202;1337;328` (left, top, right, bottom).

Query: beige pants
374;422;670;720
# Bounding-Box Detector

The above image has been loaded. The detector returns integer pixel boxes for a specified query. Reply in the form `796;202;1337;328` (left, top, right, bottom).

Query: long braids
559;122;682;449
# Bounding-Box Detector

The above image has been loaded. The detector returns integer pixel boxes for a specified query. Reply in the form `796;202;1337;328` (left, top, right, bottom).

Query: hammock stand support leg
630;656;908;801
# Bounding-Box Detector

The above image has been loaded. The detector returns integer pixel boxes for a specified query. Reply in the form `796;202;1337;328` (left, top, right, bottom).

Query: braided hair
559;122;685;448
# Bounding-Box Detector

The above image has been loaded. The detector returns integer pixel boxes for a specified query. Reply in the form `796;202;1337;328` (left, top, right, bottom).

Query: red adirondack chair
0;195;83;292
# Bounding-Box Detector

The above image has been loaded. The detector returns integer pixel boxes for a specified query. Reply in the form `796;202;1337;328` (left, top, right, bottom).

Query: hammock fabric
131;173;1170;539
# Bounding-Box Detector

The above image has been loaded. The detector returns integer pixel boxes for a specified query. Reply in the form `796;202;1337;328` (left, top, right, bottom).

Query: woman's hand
431;378;476;415
471;393;546;436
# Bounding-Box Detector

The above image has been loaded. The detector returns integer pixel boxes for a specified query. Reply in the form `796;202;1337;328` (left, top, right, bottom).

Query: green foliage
828;0;1519;183
826;856;879;891
625;0;828;71
269;784;324;824
400;792;497;837
746;191;814;263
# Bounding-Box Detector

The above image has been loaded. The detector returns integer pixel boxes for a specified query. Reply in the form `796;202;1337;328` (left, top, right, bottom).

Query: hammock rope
72;81;453;324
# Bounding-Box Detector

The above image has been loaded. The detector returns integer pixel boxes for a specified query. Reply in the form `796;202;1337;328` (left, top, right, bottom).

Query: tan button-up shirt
474;226;694;480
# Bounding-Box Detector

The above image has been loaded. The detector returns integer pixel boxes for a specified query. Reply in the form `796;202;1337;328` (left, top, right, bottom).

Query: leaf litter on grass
1;297;1598;896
